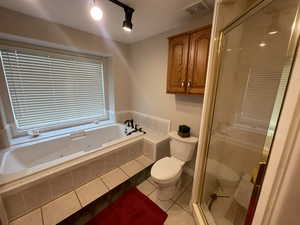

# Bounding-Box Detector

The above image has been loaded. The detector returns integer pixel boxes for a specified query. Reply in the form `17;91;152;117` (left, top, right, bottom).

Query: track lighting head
89;0;134;32
108;0;134;32
122;7;134;32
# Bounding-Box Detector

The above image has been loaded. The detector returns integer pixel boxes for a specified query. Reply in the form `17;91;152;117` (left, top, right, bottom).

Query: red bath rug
85;187;167;225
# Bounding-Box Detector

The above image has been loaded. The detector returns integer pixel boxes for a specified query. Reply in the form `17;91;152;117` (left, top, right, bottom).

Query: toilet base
156;177;182;201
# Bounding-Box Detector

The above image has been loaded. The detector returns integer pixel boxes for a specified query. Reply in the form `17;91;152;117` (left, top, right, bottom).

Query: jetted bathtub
0;123;143;185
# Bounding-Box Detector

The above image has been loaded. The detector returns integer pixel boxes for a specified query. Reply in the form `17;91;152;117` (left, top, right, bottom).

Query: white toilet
150;131;198;200
207;159;240;195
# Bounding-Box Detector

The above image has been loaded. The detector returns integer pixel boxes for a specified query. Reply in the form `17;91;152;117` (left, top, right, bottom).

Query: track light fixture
90;0;135;32
122;7;134;32
109;0;134;32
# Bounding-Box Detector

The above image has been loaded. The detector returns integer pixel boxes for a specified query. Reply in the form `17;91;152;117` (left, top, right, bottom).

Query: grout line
145;184;157;197
119;165;133;178
174;189;194;215
173;202;192;214
41;208;46;225
73;190;83;208
99;177;110;191
134;158;147;168
40;208;45;225
166;201;176;212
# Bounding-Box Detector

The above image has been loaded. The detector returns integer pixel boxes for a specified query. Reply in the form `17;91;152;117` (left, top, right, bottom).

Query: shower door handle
244;161;267;225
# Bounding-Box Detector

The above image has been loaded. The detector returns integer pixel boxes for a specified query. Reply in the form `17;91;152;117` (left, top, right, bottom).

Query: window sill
10;120;115;146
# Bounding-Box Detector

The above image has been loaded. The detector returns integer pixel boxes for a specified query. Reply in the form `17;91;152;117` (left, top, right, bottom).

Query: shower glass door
200;0;300;224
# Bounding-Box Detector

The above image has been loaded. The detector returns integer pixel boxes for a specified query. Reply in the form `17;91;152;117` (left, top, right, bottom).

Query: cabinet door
166;34;189;94
187;26;211;95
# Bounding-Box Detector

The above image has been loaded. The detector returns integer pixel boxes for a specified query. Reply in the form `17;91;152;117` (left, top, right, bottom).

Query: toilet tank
169;131;198;162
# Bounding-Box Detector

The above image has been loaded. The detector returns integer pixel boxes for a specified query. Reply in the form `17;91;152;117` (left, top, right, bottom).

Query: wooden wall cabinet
167;25;211;95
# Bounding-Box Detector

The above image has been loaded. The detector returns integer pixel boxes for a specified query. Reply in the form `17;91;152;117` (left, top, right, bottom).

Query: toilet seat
151;157;184;184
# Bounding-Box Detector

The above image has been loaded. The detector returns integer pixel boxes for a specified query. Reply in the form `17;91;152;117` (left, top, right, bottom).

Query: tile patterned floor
58;169;194;225
137;174;195;225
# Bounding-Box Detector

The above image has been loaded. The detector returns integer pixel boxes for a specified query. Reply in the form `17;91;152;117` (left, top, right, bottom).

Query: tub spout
27;130;40;138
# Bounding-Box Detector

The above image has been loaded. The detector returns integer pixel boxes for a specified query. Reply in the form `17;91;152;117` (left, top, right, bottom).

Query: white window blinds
240;67;289;129
1;49;106;130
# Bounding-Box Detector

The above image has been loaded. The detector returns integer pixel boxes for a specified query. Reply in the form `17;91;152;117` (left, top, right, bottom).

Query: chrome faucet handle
124;119;134;128
138;127;146;134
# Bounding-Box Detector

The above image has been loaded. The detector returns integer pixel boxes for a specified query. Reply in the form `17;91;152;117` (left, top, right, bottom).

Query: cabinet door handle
187;80;192;88
181;80;185;88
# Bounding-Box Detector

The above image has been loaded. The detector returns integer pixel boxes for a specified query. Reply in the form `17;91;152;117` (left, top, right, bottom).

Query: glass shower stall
195;0;300;224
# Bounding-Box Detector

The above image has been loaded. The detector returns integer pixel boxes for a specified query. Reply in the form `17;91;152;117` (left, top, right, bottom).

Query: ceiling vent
184;0;212;15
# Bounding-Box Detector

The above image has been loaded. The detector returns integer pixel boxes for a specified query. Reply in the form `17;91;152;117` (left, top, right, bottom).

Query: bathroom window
0;48;107;134
237;65;290;130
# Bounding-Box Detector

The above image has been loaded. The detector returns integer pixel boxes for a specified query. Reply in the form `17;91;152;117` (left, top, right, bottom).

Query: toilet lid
151;157;184;182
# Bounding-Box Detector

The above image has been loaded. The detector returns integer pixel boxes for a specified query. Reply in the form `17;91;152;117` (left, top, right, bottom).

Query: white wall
128;14;213;137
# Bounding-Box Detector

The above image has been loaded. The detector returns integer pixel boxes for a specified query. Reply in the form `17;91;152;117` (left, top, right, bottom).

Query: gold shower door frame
191;0;300;225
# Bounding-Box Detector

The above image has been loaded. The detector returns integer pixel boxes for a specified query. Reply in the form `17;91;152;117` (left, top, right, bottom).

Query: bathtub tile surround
1;136;157;223
2;192;26;220
6;155;154;225
72;165;94;188
9;209;43;225
0;120;170;224
116;111;198;177
135;155;154;167
75;177;108;207
42;192;81;225
115;111;171;136
50;172;75;200
23;180;52;213
101;168;129;190
120;160;144;177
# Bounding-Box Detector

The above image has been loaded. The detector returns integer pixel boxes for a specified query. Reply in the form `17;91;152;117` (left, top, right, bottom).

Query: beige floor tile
76;177;108;207
9;209;43;225
176;185;192;213
42;192;81;225
101;168;129;190
135;155;154;167
181;173;193;188
137;180;156;196
164;204;195;225
172;173;193;201
147;177;158;188
148;190;173;211
171;188;186;202
120;160;144;177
